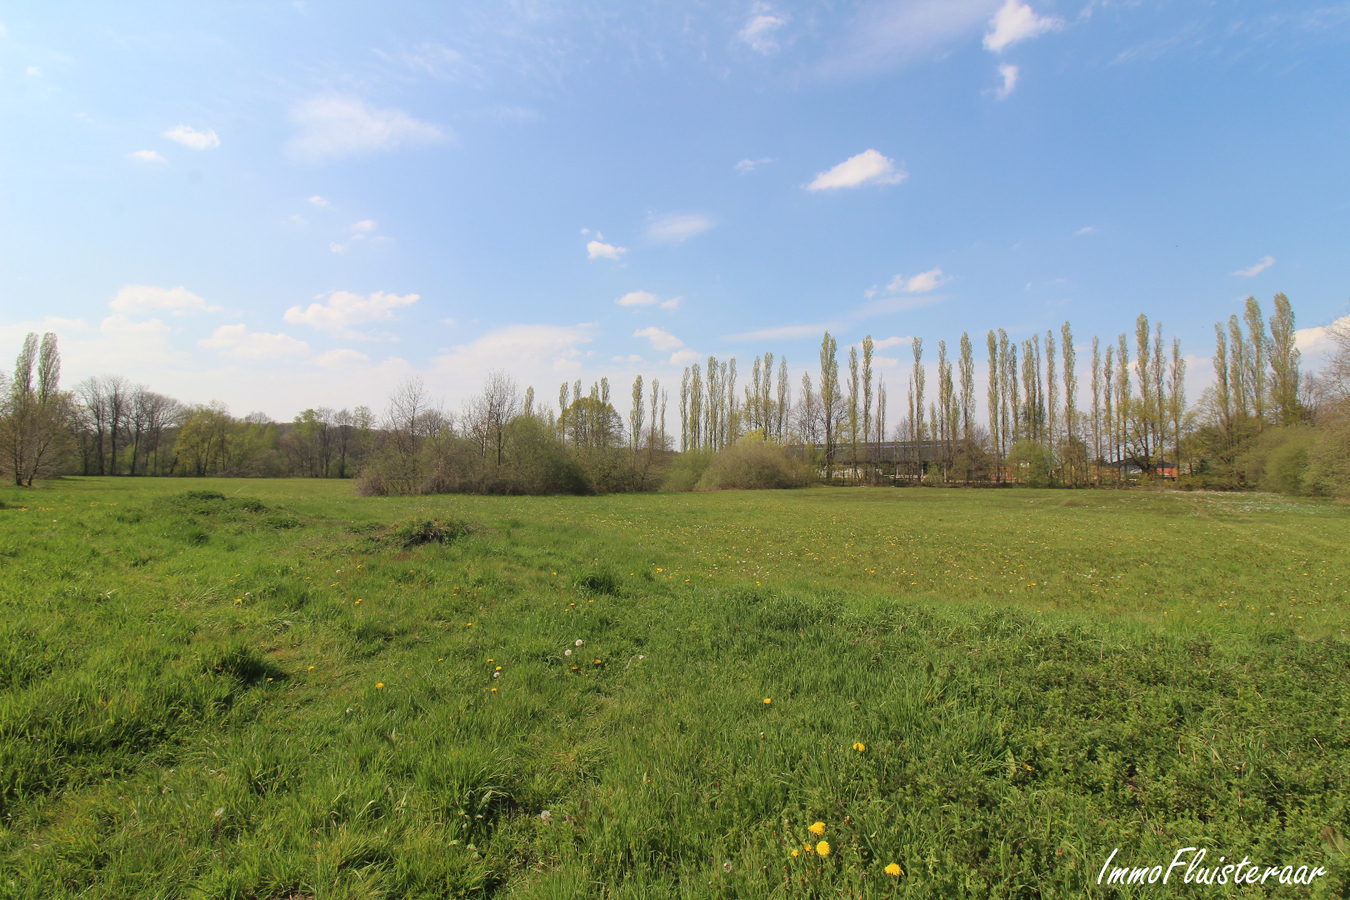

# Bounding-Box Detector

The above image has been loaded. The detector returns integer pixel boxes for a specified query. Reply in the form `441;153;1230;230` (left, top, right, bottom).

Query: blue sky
2;0;1348;423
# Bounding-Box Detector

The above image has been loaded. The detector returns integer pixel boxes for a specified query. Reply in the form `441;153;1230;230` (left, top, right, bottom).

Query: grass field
1;477;1348;898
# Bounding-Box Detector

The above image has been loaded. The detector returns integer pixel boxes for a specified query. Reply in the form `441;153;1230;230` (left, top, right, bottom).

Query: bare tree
466;370;520;466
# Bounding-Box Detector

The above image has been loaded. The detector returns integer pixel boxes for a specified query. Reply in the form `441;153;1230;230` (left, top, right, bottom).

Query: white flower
565;649;572;657
575;639;584;647
492;672;499;679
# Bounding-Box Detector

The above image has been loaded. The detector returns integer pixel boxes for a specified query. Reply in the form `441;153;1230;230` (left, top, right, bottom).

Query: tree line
4;292;1348;496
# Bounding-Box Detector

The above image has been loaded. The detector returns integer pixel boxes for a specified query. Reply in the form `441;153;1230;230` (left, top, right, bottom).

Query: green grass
1;477;1348;898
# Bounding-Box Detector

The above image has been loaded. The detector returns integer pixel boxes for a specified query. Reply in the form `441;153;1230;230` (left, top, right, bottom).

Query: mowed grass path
1;478;1347;898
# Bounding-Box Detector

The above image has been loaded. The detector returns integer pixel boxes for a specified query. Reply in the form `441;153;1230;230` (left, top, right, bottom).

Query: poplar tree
862;336;874;478
630;376;644;451
1152;322;1165;466
1228;316;1248;419
910;337;925;475
1103;342;1115;476
1045;329;1058;461
1268;293;1301;425
1243;297;1268;427
1212;324;1231;437
819;333;839;478
678;369;689;451
1091;336;1102;481
1167;339;1185;475
1134;316;1153;468
776;356;789;442
1061;322;1077;483
959;333;974;445
559;382;571;444
986;331;1001;477
848;344;860;477
1116;334;1129;481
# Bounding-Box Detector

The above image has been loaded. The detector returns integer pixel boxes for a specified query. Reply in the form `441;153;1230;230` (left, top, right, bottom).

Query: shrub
660;450;713;492
685;439;811;491
1305;422;1350;499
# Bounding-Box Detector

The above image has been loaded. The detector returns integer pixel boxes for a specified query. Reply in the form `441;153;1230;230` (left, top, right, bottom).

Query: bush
660;450;713;492
680;439;812;491
1005;440;1053;487
1305;422;1350;499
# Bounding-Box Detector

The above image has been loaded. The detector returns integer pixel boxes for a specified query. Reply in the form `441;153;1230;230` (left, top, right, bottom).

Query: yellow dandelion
764;698;772;706
594;659;602;665
885;863;903;877
375;682;384;689
495;666;502;671
491;687;497;693
791;849;799;858
853;742;866;752
808;822;826;836
307;665;314;670
354;598;362;604
488;658;494;663
815;841;830;857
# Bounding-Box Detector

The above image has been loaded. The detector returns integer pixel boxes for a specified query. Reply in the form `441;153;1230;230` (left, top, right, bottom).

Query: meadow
1;477;1347;898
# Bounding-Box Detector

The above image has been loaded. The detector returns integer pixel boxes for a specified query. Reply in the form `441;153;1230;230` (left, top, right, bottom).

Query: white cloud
431;324;596;385
871;336;912;349
646;213;714;243
983;0;1064;53
163;124;220;150
617;290;659;307
727;323;832;342
128;150;167;163
587;240;628;260
285;96;448;162
288;214;308;226
110;284;221;315
670;348;703;366
886;267;945;293
806;149;906;191
995;63;1019;99
1234;255;1275;277
350;219;376;232
736;157;775;174
307;195;329;207
634;327;684;351
25;66;40;76
820;0;997;77
1076;225;1097;235
313;348;371;368
660;296;682;310
329;243;347;254
1296;315;1350;357
283;290;419;338
739;3;789;55
200;324;310;360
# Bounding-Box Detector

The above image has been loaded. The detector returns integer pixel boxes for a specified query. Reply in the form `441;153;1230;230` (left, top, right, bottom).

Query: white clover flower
565;649;572;657
575;639;584;647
